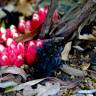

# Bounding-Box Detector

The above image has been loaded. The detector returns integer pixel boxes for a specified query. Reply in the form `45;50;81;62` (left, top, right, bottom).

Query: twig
39;0;57;38
29;37;64;43
43;37;64;43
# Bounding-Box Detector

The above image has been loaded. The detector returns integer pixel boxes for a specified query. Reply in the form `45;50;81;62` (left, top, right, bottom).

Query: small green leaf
1;21;6;28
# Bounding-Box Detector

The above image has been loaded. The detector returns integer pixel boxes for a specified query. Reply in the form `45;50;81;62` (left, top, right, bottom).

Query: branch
39;0;57;38
51;0;96;41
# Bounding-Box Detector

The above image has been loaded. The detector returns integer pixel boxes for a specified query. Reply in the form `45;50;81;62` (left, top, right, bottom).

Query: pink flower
10;25;19;38
35;39;43;48
17;42;25;57
38;7;48;16
31;7;47;35
0;47;10;66
38;7;48;23
0;31;4;42
25;20;32;32
52;10;60;24
8;48;17;65
0;54;9;66
25;42;37;65
6;28;13;39
0;44;6;57
0;44;5;52
7;42;24;67
10;25;17;30
0;27;7;42
31;13;40;29
6;38;17;49
29;40;36;47
7;41;24;67
0;31;2;37
18;19;26;33
14;54;24;67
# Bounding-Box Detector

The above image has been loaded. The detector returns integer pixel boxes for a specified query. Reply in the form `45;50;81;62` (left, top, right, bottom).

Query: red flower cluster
18;7;48;34
0;7;46;67
0;25;19;42
0;7;48;42
0;7;59;67
0;38;43;67
25;39;43;65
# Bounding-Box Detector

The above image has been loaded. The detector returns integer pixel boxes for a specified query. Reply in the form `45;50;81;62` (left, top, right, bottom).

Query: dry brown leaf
22;81;60;96
36;82;60;96
61;42;72;61
60;65;87;77
10;78;46;92
15;0;34;16
79;34;96;41
0;74;15;82
80;62;90;70
73;45;84;51
23;85;36;96
0;81;18;88
0;67;27;80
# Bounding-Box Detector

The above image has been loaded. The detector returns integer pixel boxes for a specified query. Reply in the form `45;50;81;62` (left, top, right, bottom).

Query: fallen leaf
73;45;84;51
36;82;60;96
0;74;15;82
60;64;87;76
10;78;46;92
80;62;90;70
61;41;72;61
0;67;27;80
0;81;18;88
23;85;37;96
79;34;96;41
